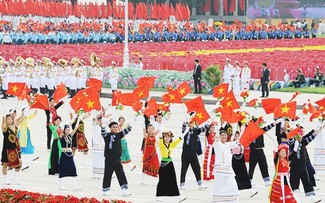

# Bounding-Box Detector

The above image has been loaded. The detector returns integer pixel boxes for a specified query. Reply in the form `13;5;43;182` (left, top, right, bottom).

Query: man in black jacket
99;120;132;197
260;63;270;98
193;59;202;94
289;126;321;203
180;120;209;190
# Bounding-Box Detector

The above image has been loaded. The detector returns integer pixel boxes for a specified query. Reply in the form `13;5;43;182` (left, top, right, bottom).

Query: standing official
260;63;270;98
193;59;202;94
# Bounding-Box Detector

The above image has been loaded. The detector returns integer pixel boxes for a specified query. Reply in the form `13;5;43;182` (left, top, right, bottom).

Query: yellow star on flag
226;100;233;107
218;87;224;94
169;94;175;100
179;88;186;95
86;100;95;109
281;105;290;114
138;90;144;97
196;112;204;120
12;85;19;93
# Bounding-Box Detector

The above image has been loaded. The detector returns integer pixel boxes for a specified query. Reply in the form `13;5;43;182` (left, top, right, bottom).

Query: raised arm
54;101;64;110
70;117;82;135
262;122;276;132
1;116;6;132
119;125;132;138
14;112;26;127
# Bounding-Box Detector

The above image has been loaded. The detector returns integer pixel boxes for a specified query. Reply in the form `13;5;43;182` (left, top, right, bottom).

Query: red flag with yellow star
143;98;158;117
6;82;26;97
162;89;182;103
239;121;265;147
133;85;149;99
213;83;228;98
176;82;191;98
30;94;50;110
79;93;101;112
315;97;325;109
86;78;103;91
18;85;32;101
221;107;242;124
274;101;296;119
138;76;156;89
261;98;281;114
192;106;210;125
184;96;204;113
53;83;68;103
111;90;121;106
286;126;302;139
70;87;99;112
220;90;240;110
132;101;143;112
117;92;139;106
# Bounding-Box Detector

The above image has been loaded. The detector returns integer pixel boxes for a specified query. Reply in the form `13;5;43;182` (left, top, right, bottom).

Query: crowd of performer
0;15;323;45
1;65;325;203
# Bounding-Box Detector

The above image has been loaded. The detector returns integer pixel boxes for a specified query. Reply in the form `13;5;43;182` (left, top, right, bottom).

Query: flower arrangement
116;103;124;111
240;88;250;102
0;188;130;203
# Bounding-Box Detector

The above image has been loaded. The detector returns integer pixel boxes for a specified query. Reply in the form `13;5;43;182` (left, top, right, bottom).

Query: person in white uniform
109;61;118;94
240;61;251;90
231;61;241;96
223;58;233;90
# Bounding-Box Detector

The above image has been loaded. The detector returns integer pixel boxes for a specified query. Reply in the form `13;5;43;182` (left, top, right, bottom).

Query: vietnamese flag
86;78;103;91
6;82;26;97
288;92;301;102
133;85;149;99
138;76;155;89
117;92;139;106
261;98;281;114
315;97;325;109
143;98;158;117
248;99;258;107
176;81;192;98
192;106;210;125
213;83;228;98
221;107;242;124
111;90;121;106
30;94;49;110
184;96;204;113
309;110;323;122
157;103;170;112
79;94;101;112
162;89;182;103
70;87;98;111
286;127;302;139
239;122;265;147
53;83;68;103
308;102;316;113
18;85;32;101
132;101;143;112
274;101;297;119
220;90;240;110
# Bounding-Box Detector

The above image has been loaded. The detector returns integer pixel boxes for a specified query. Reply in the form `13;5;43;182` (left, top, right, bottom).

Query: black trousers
102;159;128;190
46;125;52;150
309;79;321;87
293;81;304;88
249;149;269;180
290;165;314;194
261;81;269;97
193;77;201;93
180;150;201;184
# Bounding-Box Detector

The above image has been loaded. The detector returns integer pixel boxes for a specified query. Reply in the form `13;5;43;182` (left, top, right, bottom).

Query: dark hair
162;132;173;143
147;124;154;130
118;116;125;121
64;124;70;132
49;98;54;102
53;116;61;122
262;63;267;67
109;121;118;128
195;59;199;63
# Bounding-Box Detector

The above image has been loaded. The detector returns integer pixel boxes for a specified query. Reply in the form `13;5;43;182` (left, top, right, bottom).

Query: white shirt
213;141;238;175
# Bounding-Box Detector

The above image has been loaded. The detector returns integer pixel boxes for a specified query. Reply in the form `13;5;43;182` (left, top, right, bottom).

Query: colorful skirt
143;145;160;177
121;139;131;164
18;129;34;154
269;174;297;203
203;145;215;180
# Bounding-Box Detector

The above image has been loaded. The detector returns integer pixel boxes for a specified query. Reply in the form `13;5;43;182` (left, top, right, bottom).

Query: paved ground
0;88;324;203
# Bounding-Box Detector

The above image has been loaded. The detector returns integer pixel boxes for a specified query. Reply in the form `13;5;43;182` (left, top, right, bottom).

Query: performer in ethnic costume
213;127;240;202
203;123;216;181
59;123;81;191
232;130;258;197
48;116;63;175
18;110;37;154
100;121;132;197
142;124;160;181
269;144;297;203
71;109;91;158
1;113;25;185
92;111;105;179
156;131;186;202
180;120;209;190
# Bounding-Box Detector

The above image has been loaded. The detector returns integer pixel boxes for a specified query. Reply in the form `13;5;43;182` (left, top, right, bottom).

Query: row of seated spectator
0;16;320;45
292;66;324;88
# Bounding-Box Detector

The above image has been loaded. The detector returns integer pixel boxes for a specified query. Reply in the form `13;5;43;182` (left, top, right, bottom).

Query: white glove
293;140;299;152
275;118;283;124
